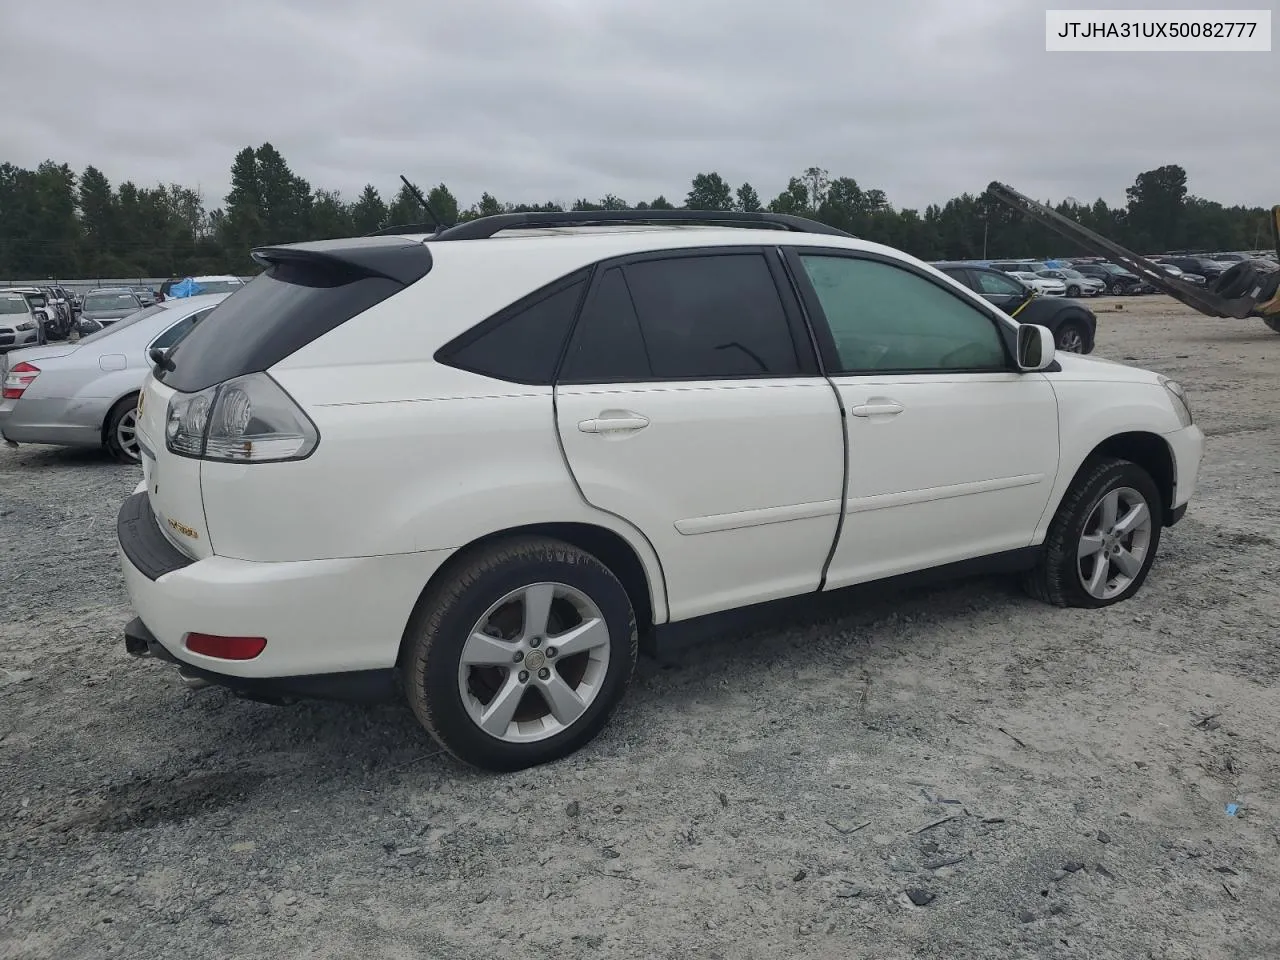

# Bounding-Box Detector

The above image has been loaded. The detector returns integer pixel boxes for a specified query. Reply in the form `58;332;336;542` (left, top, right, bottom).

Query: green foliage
736;182;762;213
0;151;1271;279
685;172;734;211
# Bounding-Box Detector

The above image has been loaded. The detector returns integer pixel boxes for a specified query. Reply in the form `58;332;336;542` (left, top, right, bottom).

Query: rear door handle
578;413;650;434
848;400;904;418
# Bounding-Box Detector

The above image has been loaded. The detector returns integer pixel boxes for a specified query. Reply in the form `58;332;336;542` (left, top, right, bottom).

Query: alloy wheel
458;582;611;743
1056;325;1085;353
1077;486;1153;600
117;410;141;461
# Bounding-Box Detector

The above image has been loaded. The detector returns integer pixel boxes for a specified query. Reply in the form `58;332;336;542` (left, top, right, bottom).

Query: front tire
104;395;142;464
1066;285;1081;298
402;537;638;772
1022;457;1163;608
1264;316;1280;334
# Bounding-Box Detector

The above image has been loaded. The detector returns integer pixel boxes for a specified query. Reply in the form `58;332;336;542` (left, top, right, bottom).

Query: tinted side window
799;255;1008;373
560;268;650;382
441;279;585;384
975;270;1024;296
621;254;799;379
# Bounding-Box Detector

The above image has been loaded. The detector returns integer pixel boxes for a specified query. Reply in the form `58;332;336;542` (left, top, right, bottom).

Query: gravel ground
3;295;1279;960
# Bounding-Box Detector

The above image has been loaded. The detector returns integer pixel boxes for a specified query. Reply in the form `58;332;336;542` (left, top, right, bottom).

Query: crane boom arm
986;181;1280;321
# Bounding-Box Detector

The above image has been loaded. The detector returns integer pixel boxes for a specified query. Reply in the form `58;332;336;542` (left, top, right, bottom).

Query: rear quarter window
435;274;588;385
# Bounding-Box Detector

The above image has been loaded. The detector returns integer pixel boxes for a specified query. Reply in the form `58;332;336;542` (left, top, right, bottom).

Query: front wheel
1066;285;1081;298
1107;281;1122;296
104;395;142;464
1022;457;1163;608
402;537;638;771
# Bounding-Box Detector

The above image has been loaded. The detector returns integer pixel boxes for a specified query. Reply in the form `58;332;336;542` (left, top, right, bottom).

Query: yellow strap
1010;297;1032;318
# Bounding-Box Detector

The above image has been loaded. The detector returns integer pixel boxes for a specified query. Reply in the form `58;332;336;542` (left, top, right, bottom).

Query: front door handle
848;400;904;418
578;413;650;434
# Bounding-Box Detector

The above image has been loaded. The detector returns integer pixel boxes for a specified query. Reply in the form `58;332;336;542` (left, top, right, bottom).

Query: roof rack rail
428;209;854;241
364;222;441;237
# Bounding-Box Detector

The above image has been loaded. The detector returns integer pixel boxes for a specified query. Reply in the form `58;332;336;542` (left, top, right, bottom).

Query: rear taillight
165;372;319;463
3;362;39;400
184;633;268;660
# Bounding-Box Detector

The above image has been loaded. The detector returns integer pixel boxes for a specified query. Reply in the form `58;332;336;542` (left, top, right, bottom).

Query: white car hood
1051;351;1162;384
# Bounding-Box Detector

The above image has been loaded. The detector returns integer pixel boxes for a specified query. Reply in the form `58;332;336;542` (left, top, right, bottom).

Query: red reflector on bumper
184;633;267;660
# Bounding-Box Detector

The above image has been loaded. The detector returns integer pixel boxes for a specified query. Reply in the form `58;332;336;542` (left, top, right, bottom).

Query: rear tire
1055;320;1088;353
402;537;638;772
1022;457;1163;609
104;395;141;464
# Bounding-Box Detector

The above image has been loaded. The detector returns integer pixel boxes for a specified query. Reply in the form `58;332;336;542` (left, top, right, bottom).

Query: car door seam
774;245;847;593
551;375;671;624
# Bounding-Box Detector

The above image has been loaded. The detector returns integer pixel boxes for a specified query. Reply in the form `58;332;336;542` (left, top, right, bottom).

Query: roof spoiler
250;236;433;286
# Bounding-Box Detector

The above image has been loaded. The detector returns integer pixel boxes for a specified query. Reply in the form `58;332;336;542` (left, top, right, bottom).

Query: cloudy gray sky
2;0;1277;213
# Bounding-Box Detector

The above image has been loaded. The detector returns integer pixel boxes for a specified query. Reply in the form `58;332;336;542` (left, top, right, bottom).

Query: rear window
188;279;243;295
158;263;402;393
84;292;139;310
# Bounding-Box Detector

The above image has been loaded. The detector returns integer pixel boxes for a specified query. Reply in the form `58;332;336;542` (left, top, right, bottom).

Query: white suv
116;211;1204;771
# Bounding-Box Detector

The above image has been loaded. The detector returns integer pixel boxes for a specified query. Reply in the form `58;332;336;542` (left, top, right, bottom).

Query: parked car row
1;293;229;461
931;262;1098;353
969;250;1278;301
0;285;85;348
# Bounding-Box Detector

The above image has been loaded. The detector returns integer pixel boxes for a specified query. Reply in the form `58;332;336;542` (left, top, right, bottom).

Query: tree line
0;145;1272;280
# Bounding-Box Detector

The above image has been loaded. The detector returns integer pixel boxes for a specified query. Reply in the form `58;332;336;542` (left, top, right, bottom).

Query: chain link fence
1;278;254;296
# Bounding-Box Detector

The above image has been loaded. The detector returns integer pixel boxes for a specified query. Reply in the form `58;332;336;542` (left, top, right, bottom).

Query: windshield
1;296;31;315
1058;269;1084;278
84;292;139;310
1100;264;1129;275
76;304;168;344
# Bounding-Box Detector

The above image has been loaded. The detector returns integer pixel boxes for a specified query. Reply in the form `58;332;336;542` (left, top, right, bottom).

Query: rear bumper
124;617;397;703
116;492;457;681
0;395;104;447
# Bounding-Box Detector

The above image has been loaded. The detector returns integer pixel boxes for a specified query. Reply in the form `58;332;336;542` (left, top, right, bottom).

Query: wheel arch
100;389;141;444
1056;431;1175;528
396;521;662;668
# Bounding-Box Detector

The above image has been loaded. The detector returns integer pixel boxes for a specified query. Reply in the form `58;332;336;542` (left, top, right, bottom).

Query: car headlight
15;320;35;331
1159;376;1193;427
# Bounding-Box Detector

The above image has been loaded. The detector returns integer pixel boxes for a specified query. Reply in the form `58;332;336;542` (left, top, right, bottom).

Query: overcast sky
2;0;1276;213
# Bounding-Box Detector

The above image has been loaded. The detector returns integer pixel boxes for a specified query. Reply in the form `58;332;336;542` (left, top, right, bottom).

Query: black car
932;262;1097;353
1156;256;1227;282
1069;262;1148;295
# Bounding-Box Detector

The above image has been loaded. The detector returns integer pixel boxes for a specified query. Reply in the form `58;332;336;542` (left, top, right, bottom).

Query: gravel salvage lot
3;296;1279;960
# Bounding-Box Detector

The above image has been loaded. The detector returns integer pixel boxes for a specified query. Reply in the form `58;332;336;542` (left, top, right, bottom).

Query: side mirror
1016;324;1056;371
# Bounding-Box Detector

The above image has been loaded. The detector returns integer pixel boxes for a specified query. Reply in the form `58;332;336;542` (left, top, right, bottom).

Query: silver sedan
0;293;228;463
